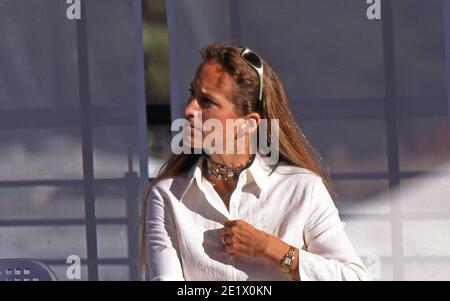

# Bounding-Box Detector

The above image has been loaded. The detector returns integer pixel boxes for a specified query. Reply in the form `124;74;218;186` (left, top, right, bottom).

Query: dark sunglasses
240;48;264;103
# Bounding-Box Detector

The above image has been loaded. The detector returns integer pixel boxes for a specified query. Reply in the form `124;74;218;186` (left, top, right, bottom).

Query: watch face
284;257;292;265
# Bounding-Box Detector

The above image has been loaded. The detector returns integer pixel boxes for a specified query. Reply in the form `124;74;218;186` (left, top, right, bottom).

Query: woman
140;42;369;281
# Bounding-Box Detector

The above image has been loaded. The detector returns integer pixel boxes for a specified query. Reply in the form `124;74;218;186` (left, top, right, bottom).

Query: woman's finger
224;220;237;228
221;235;227;245
222;227;233;235
222;234;233;245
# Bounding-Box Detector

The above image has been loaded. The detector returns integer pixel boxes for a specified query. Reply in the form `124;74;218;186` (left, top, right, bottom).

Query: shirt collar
246;152;271;190
179;155;204;201
179;151;273;202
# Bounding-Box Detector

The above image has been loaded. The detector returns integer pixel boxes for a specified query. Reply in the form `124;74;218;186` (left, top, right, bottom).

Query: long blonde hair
138;42;337;278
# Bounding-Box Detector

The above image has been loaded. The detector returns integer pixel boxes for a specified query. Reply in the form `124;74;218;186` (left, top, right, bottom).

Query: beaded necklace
205;154;255;181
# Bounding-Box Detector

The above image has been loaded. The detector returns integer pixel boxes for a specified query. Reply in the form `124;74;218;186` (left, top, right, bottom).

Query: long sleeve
298;177;370;281
145;186;185;281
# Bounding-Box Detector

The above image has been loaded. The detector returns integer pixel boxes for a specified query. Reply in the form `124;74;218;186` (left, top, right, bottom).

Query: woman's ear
244;113;261;134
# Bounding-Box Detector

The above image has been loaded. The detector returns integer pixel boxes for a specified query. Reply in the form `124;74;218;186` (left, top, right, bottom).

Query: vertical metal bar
381;0;404;280
125;167;139;281
76;0;98;280
444;0;450;134
166;0;182;123
133;0;149;195
131;0;149;281
230;0;241;45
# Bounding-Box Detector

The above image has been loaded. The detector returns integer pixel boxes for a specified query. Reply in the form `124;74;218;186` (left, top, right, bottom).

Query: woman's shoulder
271;160;319;179
151;177;173;192
149;170;194;198
263;161;322;194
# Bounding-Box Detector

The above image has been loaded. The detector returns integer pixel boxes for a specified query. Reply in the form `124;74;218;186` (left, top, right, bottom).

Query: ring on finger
222;235;231;246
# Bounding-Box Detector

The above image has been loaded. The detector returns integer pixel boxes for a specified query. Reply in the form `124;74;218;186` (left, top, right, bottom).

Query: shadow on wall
0;0;146;281
340;159;450;281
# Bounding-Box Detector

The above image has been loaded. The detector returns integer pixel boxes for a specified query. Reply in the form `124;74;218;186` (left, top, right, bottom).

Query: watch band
280;246;296;273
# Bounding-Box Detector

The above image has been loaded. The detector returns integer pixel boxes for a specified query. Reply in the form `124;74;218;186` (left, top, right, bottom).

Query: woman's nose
184;98;200;119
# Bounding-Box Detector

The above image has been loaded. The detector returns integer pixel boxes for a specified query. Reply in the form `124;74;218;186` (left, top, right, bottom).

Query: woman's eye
188;85;213;107
200;97;213;107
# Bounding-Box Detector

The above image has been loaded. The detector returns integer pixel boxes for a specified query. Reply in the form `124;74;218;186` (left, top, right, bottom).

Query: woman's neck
207;153;252;168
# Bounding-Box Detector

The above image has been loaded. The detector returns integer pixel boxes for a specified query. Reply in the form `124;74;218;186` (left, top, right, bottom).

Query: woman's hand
220;219;300;280
219;220;269;257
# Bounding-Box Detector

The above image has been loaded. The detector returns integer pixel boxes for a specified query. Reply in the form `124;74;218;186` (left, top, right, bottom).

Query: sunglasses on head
240;48;264;104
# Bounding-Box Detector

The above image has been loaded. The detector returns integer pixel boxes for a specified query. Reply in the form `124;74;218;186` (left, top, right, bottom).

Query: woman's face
184;60;244;153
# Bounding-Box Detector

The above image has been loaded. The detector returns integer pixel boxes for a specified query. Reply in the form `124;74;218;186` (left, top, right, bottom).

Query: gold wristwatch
280;246;296;273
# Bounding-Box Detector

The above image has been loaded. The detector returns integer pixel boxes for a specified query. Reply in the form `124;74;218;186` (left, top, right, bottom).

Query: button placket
228;174;247;280
230;172;247;220
229;200;237;219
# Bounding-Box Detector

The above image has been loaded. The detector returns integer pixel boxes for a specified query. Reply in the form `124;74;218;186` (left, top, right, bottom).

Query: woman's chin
183;135;203;150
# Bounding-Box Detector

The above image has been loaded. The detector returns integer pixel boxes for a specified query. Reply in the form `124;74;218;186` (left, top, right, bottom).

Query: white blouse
145;152;369;281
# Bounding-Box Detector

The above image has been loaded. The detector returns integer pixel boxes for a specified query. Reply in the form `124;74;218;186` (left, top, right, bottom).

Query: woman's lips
189;123;202;131
188;125;203;136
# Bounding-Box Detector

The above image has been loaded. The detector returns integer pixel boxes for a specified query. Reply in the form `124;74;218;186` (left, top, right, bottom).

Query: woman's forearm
262;233;300;281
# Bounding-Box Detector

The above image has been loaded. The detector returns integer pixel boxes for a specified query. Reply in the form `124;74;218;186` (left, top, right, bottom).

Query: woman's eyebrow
191;82;217;100
202;90;216;99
